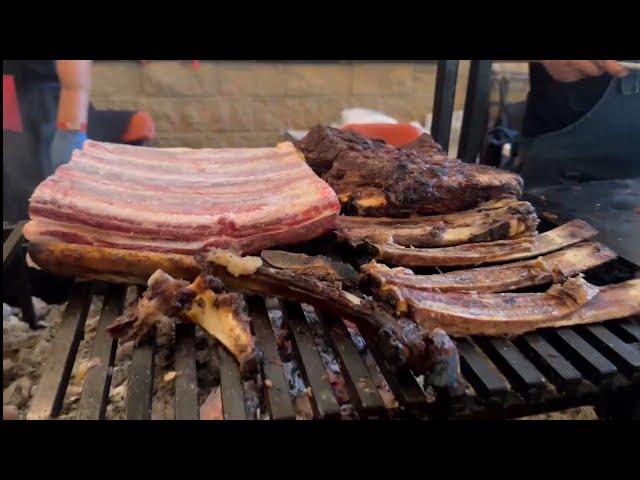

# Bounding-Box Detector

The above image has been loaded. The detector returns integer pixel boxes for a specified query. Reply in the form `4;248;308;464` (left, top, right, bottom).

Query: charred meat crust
383;276;604;337
107;270;260;378
337;199;539;248
361;242;617;294
373;219;598;267
298;125;523;217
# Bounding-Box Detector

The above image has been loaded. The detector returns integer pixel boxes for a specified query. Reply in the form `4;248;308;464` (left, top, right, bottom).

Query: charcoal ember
344;320;367;352
32;338;52;365
243;379;264;420
3;303;12;321
294;394;314;420
31;297;50;320
283;361;307;397
340;404;358;419
200;386;223;420
3;316;40;352
3;405;19;420
3;376;33;409
71;357;101;386
115;340;135;362
317;341;349;404
111;365;127;388
65;385;83;402
109;384;127;404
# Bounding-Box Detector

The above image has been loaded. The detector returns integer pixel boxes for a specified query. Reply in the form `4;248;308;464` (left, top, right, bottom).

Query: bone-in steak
298;125;523;217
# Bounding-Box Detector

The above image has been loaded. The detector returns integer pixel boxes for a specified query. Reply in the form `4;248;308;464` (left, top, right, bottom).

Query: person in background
518;60;640;187
50;60;93;173
3;60;92;222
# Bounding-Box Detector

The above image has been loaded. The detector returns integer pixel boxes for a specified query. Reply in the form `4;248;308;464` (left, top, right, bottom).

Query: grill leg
17;244;40;329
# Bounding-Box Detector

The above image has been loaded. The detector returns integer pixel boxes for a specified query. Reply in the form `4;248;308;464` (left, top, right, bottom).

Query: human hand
537;60;628;82
50;129;87;175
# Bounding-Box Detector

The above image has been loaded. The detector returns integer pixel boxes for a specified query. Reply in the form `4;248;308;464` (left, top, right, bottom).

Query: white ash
3;302;13;320
3;296;66;419
300;304;353;413
150;318;176;420
265;298;315;419
57;293;105;419
105;286;140;420
344;320;399;411
32;297;50;319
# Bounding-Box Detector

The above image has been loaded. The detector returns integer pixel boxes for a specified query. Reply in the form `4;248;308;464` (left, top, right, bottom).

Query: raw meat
362;242;617;293
23;140;340;255
374;219;598;267
337;199;538;248
298;125;523;217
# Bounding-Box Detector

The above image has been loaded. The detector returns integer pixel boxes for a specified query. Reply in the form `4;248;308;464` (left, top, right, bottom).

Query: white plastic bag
338;108;398;126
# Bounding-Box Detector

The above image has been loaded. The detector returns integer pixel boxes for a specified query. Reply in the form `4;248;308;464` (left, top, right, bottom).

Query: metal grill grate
4;224;639;420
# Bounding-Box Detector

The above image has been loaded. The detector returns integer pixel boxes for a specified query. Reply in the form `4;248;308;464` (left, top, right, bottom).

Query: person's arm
530;60;628;82
49;60;92;173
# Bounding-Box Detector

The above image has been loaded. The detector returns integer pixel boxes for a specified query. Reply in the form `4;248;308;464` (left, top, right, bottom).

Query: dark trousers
3;82;59;223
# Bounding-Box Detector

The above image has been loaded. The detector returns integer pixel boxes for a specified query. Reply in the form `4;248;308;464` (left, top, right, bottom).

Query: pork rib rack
298;125;523;217
23;140;340;255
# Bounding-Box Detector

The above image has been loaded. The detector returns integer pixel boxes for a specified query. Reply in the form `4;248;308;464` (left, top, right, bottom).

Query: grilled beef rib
298;125;523;217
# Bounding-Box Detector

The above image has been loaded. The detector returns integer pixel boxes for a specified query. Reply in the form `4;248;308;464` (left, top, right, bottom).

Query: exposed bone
361;242;617;293
107;271;258;377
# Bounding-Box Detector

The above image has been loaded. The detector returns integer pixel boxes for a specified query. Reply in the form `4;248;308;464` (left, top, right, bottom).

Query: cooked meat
261;250;359;288
337;199;538;248
107;270;259;377
541;279;640;329
31;240;457;376
27;242;201;285
23;140;340;255
381;276;604;336
374;219;598;267
196;251;433;374
298;125;523;217
402;133;449;159
362;242;617;293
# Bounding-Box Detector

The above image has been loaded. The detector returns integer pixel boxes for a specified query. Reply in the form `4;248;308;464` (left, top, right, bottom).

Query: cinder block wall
91;61;529;148
91;61;468;148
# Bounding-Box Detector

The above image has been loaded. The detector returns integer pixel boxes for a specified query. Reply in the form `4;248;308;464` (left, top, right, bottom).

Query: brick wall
91;61;529;149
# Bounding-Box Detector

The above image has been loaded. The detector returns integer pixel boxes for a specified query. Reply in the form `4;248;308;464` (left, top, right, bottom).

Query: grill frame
3;223;639;420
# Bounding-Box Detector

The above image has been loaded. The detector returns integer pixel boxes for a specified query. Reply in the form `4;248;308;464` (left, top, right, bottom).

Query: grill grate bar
543;327;619;389
77;284;125;420
217;346;247;420
313;309;386;417
248;296;296;420
614;320;640;343
174;322;199;420
579;325;640;381
280;300;341;419
516;332;583;395
126;334;156;420
456;338;510;402
27;281;93;420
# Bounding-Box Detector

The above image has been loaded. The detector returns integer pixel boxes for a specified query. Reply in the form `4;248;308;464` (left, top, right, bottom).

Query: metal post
458;60;493;163
430;60;459;152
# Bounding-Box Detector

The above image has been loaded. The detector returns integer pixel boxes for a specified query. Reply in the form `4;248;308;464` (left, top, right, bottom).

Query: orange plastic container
341;123;422;146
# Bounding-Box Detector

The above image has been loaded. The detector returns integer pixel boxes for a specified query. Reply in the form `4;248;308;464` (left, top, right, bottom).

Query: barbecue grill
3;61;639;420
4;216;639;420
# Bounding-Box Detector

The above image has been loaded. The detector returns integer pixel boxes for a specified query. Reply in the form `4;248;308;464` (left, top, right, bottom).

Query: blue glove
49;129;87;176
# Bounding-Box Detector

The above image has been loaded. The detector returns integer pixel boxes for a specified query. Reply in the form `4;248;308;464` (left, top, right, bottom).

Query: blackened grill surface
5;221;639;420
526;178;640;265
